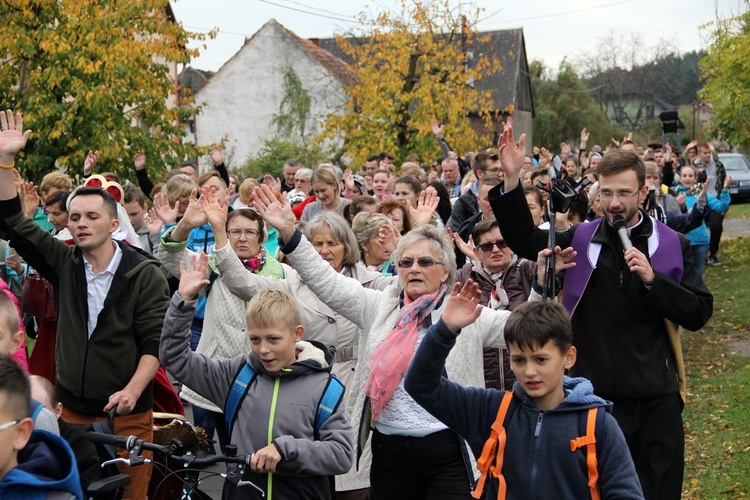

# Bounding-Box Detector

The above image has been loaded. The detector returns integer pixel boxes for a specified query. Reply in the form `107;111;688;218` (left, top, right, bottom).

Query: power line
482;0;635;25
274;0;353;18
256;0;359;24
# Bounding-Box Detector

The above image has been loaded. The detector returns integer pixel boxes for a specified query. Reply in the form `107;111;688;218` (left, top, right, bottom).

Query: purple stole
561;217;684;317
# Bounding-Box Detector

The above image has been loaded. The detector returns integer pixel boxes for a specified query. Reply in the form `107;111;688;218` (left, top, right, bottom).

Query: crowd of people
0;107;723;500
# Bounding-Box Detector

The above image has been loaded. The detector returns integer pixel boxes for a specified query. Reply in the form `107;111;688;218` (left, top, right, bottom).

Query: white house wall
193;21;348;170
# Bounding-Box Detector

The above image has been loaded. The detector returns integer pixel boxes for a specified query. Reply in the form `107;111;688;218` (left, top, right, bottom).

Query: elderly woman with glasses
155;207;284;450
203;196;396;395
455;217;537;391
246;184;561;499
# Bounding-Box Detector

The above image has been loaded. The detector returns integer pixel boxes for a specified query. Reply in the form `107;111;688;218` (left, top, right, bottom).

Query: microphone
612;215;633;251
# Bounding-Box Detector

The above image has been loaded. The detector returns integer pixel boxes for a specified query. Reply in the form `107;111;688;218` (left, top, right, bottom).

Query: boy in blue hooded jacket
405;281;644;499
0;355;82;500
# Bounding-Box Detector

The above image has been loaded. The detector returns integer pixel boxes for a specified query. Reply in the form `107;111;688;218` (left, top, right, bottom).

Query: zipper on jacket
529;412;545;497
533;413;544;437
80;338;92;405
266;376;282;500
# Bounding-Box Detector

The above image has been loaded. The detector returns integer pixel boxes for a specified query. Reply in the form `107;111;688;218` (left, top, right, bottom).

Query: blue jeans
692;244;709;277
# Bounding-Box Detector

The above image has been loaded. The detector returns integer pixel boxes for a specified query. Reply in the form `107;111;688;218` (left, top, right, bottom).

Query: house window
615;106;626;124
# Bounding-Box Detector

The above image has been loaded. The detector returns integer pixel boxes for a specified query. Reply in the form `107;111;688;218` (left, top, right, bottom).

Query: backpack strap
224;362;258;438
570;407;607;500
29;399;44;421
472;391;515;500
224;363;346;442
313;374;345;441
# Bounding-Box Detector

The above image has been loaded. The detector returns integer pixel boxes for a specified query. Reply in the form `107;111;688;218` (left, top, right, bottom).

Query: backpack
224;362;345;440
473;391;607;500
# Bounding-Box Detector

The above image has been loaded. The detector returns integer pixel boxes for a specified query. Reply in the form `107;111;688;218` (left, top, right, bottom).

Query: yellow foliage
318;0;499;165
0;0;215;182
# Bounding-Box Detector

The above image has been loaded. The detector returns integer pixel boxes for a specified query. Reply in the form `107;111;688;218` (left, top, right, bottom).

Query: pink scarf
365;285;448;421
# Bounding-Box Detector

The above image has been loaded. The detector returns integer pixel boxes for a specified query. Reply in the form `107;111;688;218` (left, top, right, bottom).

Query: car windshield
720;155;750;172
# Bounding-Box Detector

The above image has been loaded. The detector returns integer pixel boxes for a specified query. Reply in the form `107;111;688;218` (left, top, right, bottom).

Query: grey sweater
159;293;353;499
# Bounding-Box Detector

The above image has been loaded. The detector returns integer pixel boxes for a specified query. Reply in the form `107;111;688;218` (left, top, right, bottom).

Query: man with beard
488;125;712;500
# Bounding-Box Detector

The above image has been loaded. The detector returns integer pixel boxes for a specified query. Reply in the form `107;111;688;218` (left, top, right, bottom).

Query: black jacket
488;184;713;400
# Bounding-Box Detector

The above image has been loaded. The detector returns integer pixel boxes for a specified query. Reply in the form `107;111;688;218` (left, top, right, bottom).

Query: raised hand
580;127;589;145
441;280;483;332
0;110;32;164
343;168;355;194
146;208;163;235
378;223;400;254
431;119;443;137
199;187;228;230
262;173;281;193
178;254;211;300
21;182;40;217
83;150;100;176
407;189;438;226
724;175;732;190
134;151;146;171
210;145;223;166
664;144;673;163
580;151;590;170
152;191;180;225
535;246;577;285
496;123;527;190
251;185;297;240
177;188;206;229
540;147;553;162
452;232;477;262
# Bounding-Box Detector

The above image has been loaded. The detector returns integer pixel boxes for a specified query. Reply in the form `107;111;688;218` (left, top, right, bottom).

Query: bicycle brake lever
102;457;151;468
223;474;264;496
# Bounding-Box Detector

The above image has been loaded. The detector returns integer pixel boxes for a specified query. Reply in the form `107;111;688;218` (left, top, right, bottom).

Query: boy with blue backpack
159;254;353;500
405;281;644;499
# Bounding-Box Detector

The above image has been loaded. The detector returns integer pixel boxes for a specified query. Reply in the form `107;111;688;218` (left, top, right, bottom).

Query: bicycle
85;431;300;499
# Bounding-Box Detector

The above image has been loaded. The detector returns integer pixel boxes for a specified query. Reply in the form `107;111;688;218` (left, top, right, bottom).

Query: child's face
248;324;303;373
0;394;33;481
0;317;22;357
509;340;576;411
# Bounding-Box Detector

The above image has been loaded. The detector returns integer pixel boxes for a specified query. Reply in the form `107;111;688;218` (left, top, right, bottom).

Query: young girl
673;164;731;276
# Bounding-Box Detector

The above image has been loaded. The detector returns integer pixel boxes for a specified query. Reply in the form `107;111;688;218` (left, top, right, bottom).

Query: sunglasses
477;240;508;252
397;257;444;269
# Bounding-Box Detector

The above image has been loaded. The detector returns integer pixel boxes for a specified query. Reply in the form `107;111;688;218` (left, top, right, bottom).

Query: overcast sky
171;0;745;74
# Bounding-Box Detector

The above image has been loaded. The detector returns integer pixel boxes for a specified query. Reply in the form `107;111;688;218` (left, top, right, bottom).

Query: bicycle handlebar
85;431;301;473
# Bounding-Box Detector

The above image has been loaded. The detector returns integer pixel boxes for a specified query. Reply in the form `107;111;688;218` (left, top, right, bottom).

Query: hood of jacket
0;430;82;500
247;339;334;377
512;376;611;413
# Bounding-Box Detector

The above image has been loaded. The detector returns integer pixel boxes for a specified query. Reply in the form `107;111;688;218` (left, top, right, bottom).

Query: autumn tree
0;0;212;183
699;4;750;148
319;0;498;165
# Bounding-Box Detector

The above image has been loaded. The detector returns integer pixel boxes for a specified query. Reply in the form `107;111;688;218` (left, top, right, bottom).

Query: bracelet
0;161;15;170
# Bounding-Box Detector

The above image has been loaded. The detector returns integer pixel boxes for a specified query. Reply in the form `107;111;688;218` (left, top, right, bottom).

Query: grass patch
727;201;750;219
682;236;750;498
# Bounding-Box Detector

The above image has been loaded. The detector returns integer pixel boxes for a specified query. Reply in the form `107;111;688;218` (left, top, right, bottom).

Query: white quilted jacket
284;232;512;491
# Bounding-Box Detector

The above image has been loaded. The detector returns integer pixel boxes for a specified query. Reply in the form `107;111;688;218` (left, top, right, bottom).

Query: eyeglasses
227;229;260;239
599;190;639;200
397;257;444;269
482;167;503;174
477;240;508;252
0;420;18;432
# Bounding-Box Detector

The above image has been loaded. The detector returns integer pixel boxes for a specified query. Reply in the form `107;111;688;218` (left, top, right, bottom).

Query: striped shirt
83;241;123;339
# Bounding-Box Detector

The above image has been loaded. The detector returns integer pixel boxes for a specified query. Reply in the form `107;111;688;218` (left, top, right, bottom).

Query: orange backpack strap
570;407;602;500
473;391;514;500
